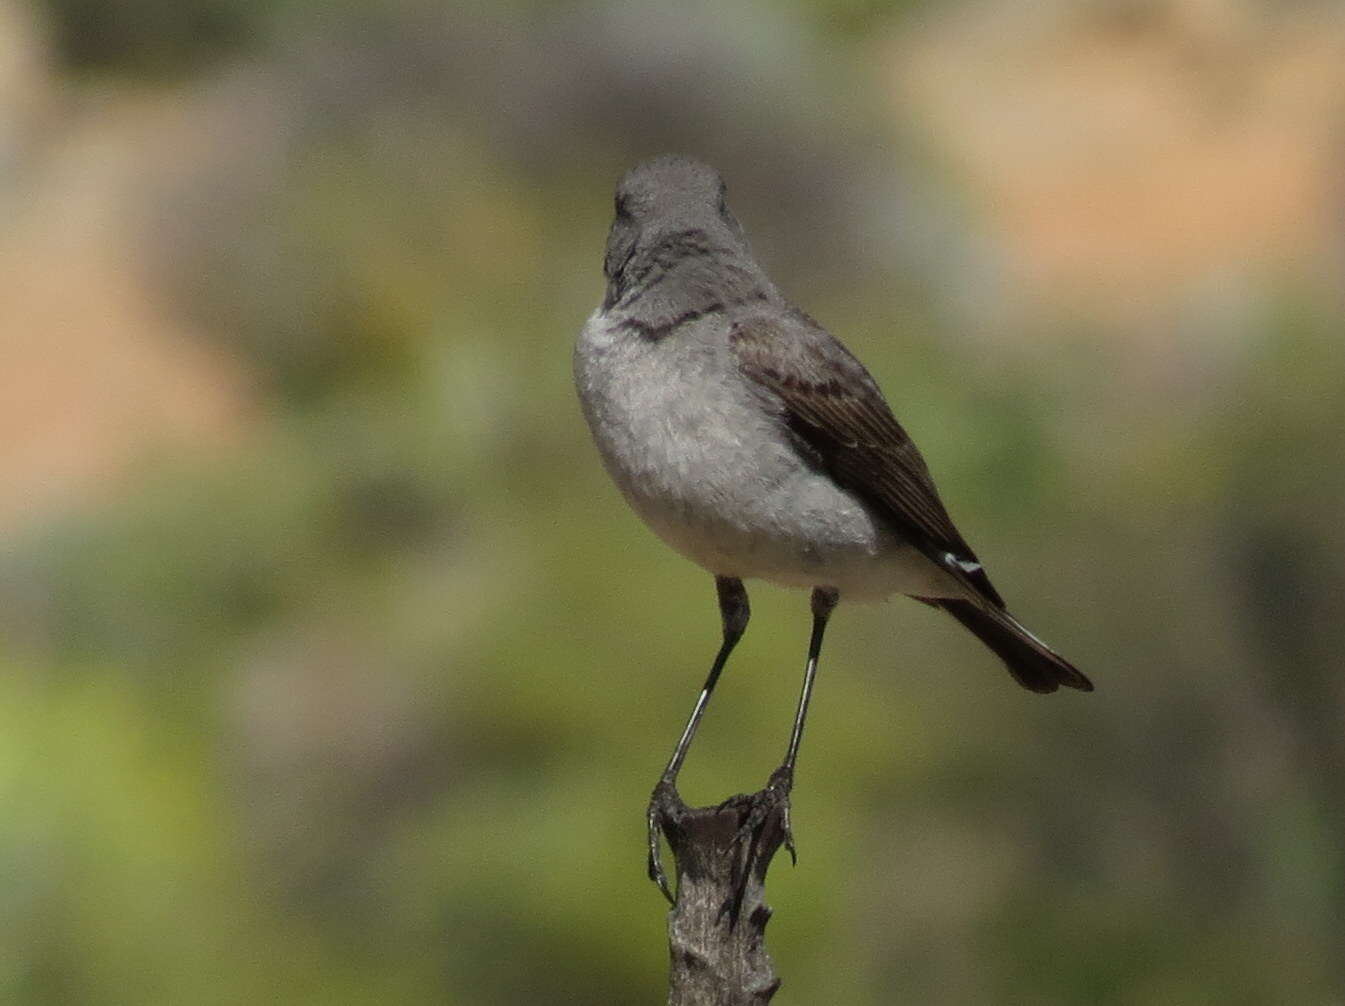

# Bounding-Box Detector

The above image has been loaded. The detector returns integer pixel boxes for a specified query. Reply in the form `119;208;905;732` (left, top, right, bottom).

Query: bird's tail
916;598;1093;694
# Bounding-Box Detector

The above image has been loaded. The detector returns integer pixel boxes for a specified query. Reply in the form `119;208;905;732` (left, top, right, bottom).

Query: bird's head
603;155;748;292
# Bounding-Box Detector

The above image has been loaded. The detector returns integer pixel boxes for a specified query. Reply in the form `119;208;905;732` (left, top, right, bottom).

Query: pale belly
575;313;963;601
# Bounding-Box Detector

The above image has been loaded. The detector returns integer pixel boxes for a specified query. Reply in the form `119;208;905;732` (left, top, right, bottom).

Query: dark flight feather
730;309;1004;607
730;308;1092;693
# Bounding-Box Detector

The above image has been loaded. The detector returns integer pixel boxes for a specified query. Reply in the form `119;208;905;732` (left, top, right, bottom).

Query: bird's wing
730;308;1005;608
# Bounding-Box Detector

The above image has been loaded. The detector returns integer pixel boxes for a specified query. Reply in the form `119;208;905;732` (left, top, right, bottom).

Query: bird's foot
733;764;796;865
647;777;682;904
714;764;795;922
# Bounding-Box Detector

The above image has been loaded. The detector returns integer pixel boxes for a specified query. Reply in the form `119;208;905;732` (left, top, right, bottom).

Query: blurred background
1;0;1343;1002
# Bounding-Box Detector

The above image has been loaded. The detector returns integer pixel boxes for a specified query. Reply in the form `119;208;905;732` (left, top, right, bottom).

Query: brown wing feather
730;310;1005;608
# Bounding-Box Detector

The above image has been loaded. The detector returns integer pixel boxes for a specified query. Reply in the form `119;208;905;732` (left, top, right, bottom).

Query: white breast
574;310;963;601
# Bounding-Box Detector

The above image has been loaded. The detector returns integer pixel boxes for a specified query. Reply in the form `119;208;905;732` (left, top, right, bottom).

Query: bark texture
655;781;791;1005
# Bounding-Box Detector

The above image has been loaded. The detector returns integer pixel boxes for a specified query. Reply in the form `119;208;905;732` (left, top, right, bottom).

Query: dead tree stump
652;778;794;1005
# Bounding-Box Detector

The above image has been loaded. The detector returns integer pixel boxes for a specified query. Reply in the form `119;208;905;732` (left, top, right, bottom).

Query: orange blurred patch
887;1;1345;324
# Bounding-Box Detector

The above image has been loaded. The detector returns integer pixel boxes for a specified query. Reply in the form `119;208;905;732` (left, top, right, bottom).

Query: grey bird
574;154;1092;899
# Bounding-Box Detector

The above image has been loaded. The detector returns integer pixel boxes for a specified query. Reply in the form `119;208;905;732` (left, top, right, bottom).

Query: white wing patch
943;552;982;574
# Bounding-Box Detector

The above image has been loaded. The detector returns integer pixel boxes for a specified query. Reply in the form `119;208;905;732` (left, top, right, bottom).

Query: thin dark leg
660;576;750;780
648;575;750;901
723;586;839;915
743;586;838;870
782;586;839;775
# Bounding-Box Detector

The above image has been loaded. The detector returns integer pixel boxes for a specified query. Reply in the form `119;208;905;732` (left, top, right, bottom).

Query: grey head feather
602;155;776;328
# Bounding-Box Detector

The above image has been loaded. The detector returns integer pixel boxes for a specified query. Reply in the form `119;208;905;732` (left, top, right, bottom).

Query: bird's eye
615;194;631;219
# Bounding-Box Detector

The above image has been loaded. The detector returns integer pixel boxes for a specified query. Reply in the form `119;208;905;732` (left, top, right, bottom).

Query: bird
573;154;1092;900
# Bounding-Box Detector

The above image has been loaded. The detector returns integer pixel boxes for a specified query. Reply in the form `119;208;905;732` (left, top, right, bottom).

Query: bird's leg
647;575;750;902
735;586;838;872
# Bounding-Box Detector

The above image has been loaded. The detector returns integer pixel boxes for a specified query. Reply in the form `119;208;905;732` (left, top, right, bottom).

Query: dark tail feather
917;598;1093;694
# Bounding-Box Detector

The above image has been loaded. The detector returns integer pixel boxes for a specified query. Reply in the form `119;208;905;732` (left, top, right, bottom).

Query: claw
735;765;794;849
719;766;797;921
781;803;797;866
770;765;797;865
647;779;678;904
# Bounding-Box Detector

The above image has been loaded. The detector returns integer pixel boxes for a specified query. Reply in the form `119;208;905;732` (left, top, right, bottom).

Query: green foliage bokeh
5;1;1345;1003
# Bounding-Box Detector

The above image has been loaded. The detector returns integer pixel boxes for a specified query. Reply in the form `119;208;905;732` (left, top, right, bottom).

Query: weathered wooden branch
653;778;793;1005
